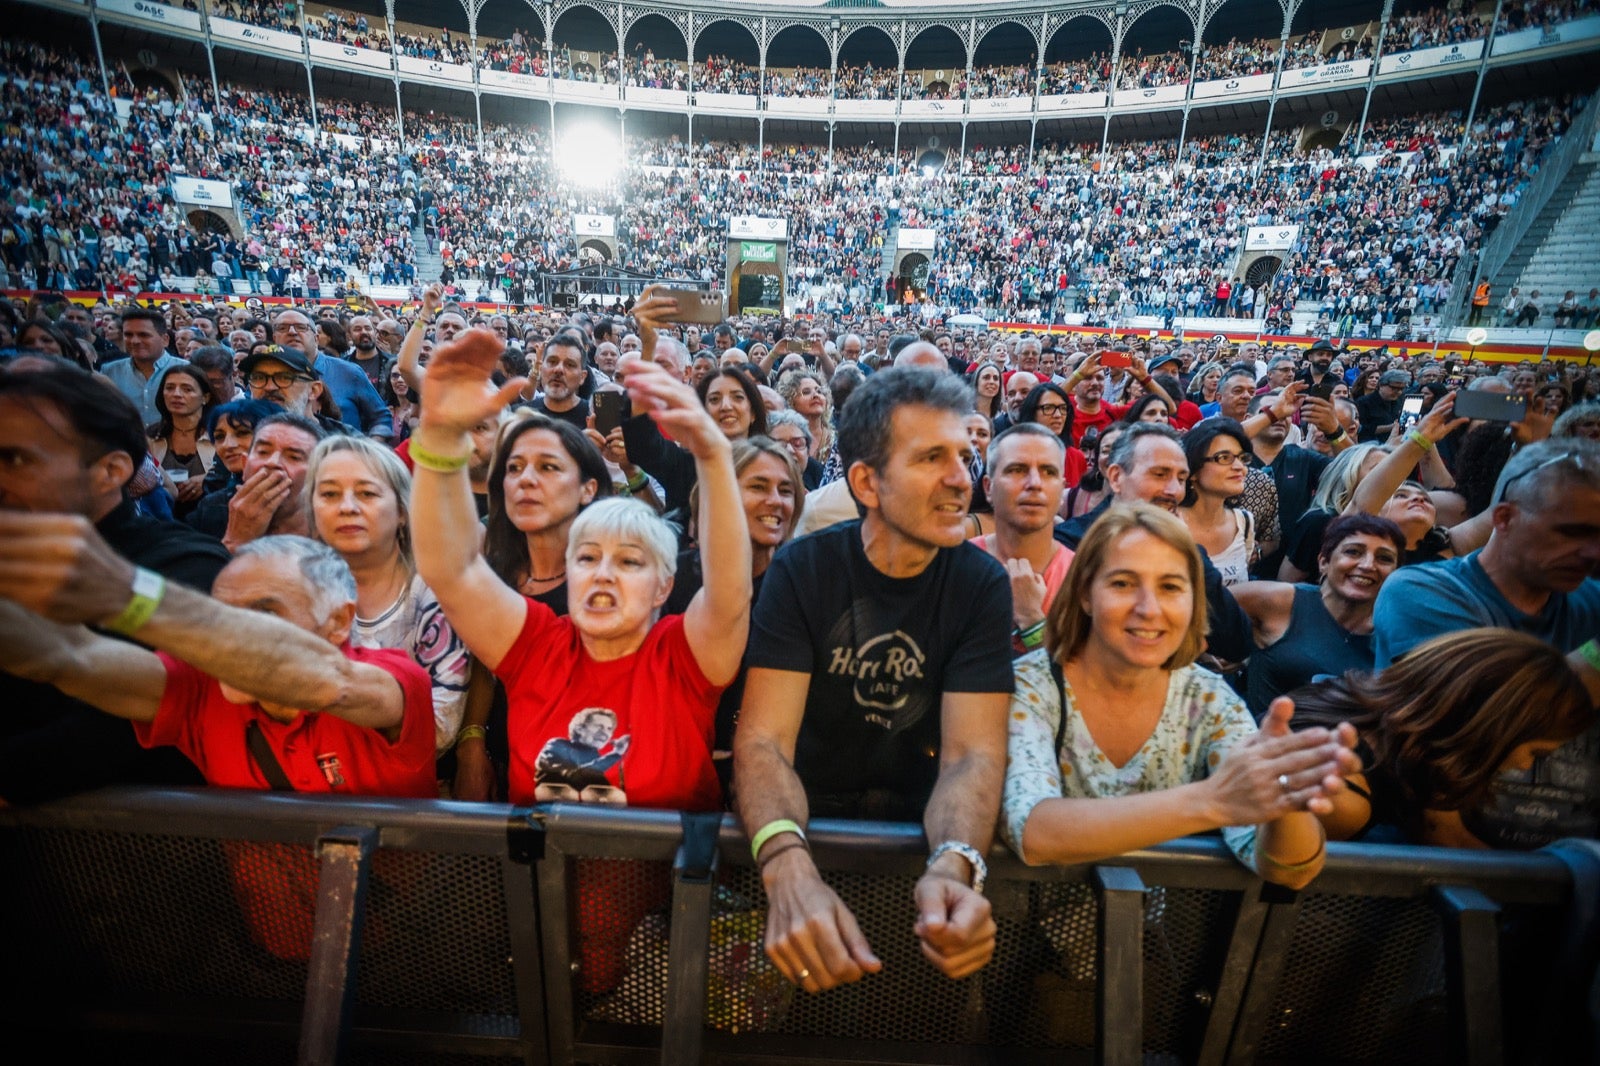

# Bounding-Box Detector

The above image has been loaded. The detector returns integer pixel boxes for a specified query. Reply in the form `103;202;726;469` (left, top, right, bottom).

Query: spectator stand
4;787;1598;1065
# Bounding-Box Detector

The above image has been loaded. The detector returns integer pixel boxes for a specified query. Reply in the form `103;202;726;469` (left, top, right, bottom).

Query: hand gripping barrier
2;788;1596;1065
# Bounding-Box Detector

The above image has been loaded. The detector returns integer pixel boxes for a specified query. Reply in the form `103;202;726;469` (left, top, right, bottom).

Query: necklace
524;570;565;585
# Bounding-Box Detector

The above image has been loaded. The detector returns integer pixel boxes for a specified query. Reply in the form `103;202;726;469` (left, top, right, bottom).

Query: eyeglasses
1036;403;1070;416
273;322;314;335
248;370;314;389
1202;451;1248;467
1496;450;1590;502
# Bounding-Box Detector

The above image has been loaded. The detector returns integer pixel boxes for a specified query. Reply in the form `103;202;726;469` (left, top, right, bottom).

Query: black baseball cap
238;344;317;378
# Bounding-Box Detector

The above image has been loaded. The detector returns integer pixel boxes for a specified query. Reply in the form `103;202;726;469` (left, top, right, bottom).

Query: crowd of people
2;285;1597;992
4;29;1591;337
187;0;1582;102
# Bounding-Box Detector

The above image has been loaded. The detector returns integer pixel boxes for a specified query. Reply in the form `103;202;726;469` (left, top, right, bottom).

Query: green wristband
102;567;166;636
1406;429;1434;452
750;818;806;863
1016;620;1046;650
1579;639;1600;673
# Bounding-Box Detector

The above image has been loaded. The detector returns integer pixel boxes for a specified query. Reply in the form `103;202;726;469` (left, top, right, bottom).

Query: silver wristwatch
927;841;988;893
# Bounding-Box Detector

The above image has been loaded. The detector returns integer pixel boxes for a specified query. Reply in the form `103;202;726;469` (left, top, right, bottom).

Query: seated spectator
1232;513;1405;718
735;366;1012;992
306;436;470;758
1295;630;1593;848
1001;504;1357;890
970;424;1074;656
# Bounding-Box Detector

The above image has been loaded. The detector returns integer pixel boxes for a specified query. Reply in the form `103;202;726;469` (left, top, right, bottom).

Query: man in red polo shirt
1059;348;1177;444
0;521;434;798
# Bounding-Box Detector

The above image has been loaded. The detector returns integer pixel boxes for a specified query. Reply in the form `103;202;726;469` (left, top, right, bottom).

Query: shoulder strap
1048;656;1069;757
246;721;296;791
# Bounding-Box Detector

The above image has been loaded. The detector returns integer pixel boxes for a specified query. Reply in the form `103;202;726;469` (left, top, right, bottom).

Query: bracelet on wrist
1578;639;1600;673
410;440;471;473
1405;429;1434;452
750;818;806;863
102;567;166;636
1015;620;1046;651
456;724;489;745
1325;424;1347;441
757;839;810;871
625;471;648;492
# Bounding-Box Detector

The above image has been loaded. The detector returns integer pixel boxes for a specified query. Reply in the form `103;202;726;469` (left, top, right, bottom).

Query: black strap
1048;656;1069;758
246;720;296;791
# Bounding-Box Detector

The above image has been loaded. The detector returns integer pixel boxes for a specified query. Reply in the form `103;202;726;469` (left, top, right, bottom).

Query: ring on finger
1278;773;1292;793
796;968;811;982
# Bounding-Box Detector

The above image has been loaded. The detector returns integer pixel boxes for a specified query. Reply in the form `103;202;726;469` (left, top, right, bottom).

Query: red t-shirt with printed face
133;646;437;797
494;598;723;812
1070;400;1132;444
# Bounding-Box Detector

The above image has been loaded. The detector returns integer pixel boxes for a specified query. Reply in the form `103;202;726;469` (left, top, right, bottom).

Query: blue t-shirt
311;352;390;438
1372;549;1600;667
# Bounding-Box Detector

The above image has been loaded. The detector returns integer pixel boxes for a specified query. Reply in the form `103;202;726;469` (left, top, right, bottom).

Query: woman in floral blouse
1000;504;1358;889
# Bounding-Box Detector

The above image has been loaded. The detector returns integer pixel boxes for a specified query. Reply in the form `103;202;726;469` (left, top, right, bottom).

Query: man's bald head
894;342;947;373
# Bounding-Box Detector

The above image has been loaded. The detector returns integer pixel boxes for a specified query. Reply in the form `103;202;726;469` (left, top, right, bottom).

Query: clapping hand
1207;697;1359;825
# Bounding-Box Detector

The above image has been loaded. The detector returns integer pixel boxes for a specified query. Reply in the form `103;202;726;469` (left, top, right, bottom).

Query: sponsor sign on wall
1378;39;1483;75
210;17;302;54
308;38;393;71
99;0;202;32
729;216;788;241
1192;72;1276;99
1285;58;1371;86
901;99;956;117
1244;225;1300;251
572;214;615;238
740;241;777;263
765;96;832;115
1038;91;1106;112
479;68;549;95
970;95;1033;115
396;55;472;83
1113;84;1188;107
897;228;936;251
1492;14;1600;56
695;92;759;112
172;175;234;209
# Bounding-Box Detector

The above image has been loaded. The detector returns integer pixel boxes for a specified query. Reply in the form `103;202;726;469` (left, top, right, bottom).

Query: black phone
1400;395;1425;430
1452;390;1528;424
592;389;630;436
1307;380;1337;403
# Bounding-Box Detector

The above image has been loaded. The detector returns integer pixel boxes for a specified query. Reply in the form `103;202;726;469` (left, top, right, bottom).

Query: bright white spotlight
555;124;623;188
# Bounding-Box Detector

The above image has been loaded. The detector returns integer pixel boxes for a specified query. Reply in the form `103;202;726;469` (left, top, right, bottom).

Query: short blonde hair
304;435;415;575
1045;503;1207;671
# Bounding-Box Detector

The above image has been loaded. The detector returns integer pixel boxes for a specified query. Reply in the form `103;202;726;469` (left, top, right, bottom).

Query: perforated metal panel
3;827;310;1003
1257;894;1449;1063
353;849;519;1021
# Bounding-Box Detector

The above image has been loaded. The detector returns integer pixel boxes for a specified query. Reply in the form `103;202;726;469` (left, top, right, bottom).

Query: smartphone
1307;380;1337;403
1400;395;1425;431
657;288;725;325
592;389;630;436
1099;349;1132;369
1446;376;1465;389
1453;390;1528;423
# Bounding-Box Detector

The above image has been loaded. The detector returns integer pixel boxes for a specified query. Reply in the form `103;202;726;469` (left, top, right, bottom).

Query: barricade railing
3;788;1597;1066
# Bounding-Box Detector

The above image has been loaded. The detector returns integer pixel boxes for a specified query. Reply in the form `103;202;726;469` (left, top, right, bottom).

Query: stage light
555;124;622;188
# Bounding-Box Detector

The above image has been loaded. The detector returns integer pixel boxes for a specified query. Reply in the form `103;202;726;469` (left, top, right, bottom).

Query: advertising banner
172;175;235;209
1244;225;1300;251
1491;15;1600;56
98;0;201;32
1192;72;1276;99
1114;84;1188;107
210;17;302;54
479;68;548;95
897;228;936;251
1038;91;1106;111
396;54;472;83
740;241;777;263
695;91;759;112
729;216;788;241
969;95;1034;115
572;214;615;238
1378;39;1483;75
308;38;394;71
1284;58;1372;87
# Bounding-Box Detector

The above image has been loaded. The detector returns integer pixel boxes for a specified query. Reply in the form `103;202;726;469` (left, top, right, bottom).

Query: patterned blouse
1000;650;1260;868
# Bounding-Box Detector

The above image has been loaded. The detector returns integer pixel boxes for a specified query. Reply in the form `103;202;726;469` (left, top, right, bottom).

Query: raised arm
409;327;532;672
395;282;444;393
0;515;404;732
1128;350;1176;411
734;665;883;992
619;355;751;685
1240;381;1306;440
1348;394;1464;516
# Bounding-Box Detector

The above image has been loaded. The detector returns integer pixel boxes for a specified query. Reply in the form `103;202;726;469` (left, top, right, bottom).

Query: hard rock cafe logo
828;631;928;717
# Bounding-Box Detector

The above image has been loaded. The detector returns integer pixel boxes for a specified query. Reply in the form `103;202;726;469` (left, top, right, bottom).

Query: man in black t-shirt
524;333;590;430
736;368;1013;994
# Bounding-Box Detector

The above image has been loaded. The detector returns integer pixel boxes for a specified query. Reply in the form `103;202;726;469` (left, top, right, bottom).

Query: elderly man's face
271;313;317;355
247;357;320;416
1006;372;1040;417
211;553;350;718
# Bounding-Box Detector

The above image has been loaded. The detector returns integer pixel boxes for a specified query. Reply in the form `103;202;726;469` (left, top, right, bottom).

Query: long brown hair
483;412;612;586
1291;630;1592;816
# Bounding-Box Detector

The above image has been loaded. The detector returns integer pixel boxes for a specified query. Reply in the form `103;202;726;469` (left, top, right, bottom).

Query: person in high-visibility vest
1470;280;1491;326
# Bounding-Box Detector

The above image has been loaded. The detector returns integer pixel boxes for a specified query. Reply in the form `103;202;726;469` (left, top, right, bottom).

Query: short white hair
567;498;678;585
233;535;358;636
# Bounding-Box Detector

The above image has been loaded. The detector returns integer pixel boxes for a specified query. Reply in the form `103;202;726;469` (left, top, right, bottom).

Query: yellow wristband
750;818;806;863
457;724;488;744
410;440;471;473
103;567;165;636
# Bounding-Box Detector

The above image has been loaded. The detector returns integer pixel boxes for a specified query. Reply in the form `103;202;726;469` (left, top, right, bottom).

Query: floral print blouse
1000;650;1260;868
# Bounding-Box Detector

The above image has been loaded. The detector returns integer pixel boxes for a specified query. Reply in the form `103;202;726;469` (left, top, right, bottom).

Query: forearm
733;733;813;843
1347;441;1418;514
1418;444;1453;489
816;348;837;378
1018;782;1219;866
1;615;166;722
409;426;485;594
1253;811;1327;890
694;438;752;628
924;747;1005;857
1139;374;1175;411
396;320;427;391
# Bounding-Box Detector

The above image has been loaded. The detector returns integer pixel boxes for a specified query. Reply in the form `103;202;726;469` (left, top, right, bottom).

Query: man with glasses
1356;370;1410;442
1373;437;1600;846
271;310;389;439
240;346;344;436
